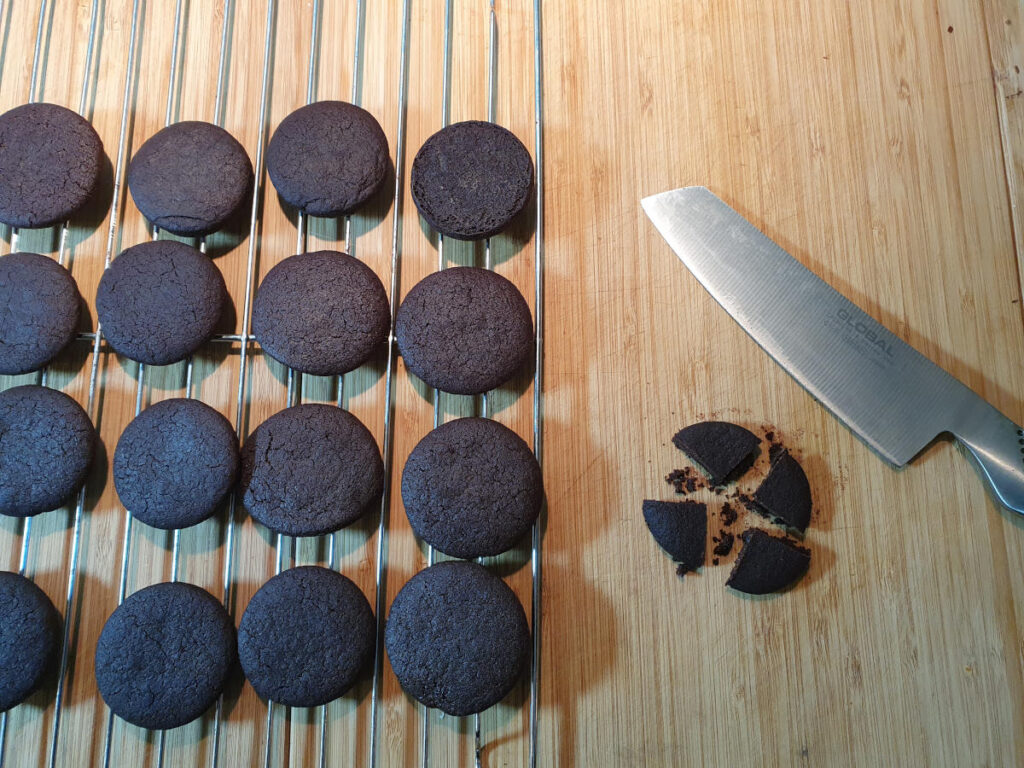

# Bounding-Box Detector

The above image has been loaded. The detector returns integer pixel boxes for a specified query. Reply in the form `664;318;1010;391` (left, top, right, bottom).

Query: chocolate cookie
0;252;81;375
0;103;103;228
127;121;253;236
401;418;542;558
385;561;529;716
239;404;383;536
237;566;374;707
672;421;760;486
0;385;95;517
252;251;390;375
395;267;533;395
641;500;707;575
726;528;811;595
0;572;61;712
410;121;533;240
266;101;389;216
95;240;226;365
94;582;236;730
114;399;239;530
750;450;812;533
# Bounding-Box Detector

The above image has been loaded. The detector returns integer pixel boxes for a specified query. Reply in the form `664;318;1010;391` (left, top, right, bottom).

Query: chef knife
642;186;1024;516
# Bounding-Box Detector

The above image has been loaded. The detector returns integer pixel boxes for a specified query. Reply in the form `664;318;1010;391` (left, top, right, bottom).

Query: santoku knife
642;186;1024;516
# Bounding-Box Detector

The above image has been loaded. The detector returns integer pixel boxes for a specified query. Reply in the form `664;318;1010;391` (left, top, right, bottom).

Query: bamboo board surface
1;1;1023;767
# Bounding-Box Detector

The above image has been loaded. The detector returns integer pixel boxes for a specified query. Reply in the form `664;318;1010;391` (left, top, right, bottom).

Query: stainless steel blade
641;188;1024;517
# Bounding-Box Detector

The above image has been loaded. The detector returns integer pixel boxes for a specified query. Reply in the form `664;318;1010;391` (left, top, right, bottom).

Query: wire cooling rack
0;1;544;766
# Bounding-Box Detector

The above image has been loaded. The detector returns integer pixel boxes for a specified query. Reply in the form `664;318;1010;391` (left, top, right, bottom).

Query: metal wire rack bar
367;1;411;765
211;0;276;764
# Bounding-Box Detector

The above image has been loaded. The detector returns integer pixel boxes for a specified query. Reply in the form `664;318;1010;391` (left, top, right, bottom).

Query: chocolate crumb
713;531;735;557
712;558;719;566
764;430;775;442
665;467;701;494
720;502;738;527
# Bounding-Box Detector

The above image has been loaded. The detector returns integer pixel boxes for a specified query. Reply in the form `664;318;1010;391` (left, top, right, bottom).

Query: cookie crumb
665;466;701;494
720;502;738;527
712;531;735;557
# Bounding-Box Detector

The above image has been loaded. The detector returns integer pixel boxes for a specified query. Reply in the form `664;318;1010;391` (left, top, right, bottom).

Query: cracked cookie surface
402;417;542;558
94;582;236;730
0;252;81;375
0;571;61;712
395;267;533;395
95;240;226;365
266;101;389;216
252;250;389;375
127;121;253;236
239;404;383;536
114;398;239;530
0;385;96;517
0;103;103;228
237;566;375;707
385;561;529;716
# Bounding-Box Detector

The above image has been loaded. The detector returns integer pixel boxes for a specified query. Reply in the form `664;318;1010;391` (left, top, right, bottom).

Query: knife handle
953;399;1024;517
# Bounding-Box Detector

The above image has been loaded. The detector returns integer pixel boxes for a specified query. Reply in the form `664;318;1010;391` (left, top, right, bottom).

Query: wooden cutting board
1;1;1022;766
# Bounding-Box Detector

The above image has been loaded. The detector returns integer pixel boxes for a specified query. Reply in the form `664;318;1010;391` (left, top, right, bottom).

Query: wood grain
1;1;1022;766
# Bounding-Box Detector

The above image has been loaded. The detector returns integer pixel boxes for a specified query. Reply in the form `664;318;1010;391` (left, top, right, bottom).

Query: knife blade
642;186;1024;516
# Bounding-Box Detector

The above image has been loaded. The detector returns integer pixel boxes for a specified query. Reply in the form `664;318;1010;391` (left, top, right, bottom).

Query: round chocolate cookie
0;252;81;375
0;103;103;228
395;267;533;395
114;399;239;530
252;251;389;375
401;418;542;558
266;101;389;217
95;240;226;365
0;572;61;712
127;121;253;236
237;566;374;707
0;385;95;517
385;561;529;716
411;120;533;240
94;581;236;730
239;404;383;536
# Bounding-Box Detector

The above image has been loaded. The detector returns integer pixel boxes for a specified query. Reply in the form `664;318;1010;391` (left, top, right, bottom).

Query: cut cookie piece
641;500;706;575
0;252;82;375
671;421;760;486
266;101;389;216
113;398;239;530
411;120;534;240
0;385;96;517
95;240;226;365
395;267;533;395
0;103;103;228
127;121;253;236
251;250;390;375
726;528;811;595
750;450;812;533
239;404;383;536
0;571;61;712
401;417;543;559
385;561;529;716
94;582;236;730
238;567;375;707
